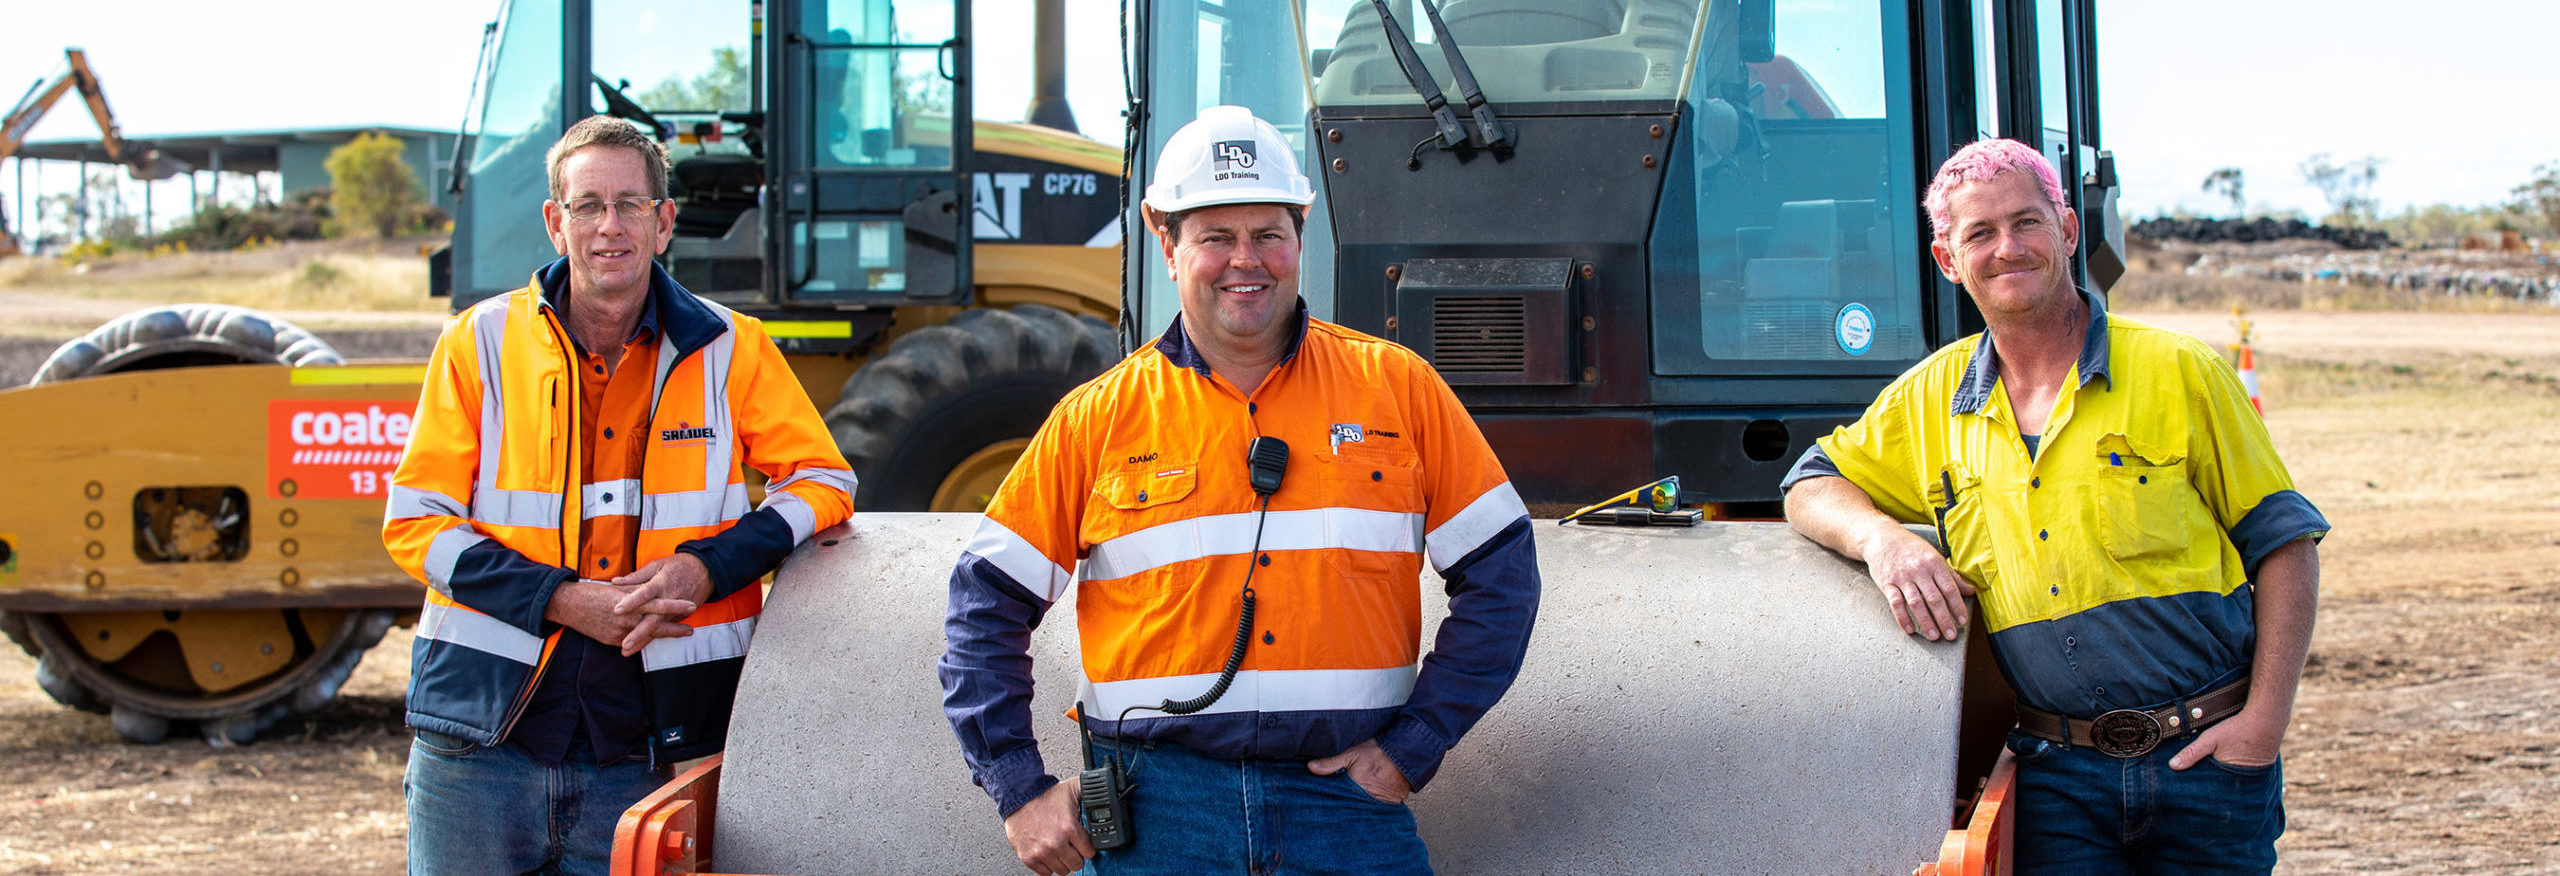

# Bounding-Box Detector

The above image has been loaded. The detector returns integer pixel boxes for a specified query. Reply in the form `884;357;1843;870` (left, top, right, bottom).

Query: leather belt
2015;678;2251;758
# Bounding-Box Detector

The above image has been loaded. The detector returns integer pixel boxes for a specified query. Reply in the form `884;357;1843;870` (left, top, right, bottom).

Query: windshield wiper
1411;0;1511;149
1361;0;1513;165
1364;0;1469;153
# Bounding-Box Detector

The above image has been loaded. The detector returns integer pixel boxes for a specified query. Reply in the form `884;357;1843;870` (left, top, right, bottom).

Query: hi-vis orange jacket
385;260;854;763
940;304;1541;816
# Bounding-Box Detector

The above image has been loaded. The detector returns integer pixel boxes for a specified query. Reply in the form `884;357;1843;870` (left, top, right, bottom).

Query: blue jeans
1083;739;1430;876
2007;729;2285;875
404;728;669;876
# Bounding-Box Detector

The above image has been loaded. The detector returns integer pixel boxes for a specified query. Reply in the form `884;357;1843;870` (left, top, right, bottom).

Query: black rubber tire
824;304;1120;511
0;611;36;659
32;302;342;384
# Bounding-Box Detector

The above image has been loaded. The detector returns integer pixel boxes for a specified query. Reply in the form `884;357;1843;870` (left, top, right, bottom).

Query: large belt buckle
2089;708;2163;758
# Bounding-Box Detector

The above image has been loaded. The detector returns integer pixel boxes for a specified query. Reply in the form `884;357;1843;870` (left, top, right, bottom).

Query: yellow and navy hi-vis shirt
1785;291;2327;719
940;302;1542;817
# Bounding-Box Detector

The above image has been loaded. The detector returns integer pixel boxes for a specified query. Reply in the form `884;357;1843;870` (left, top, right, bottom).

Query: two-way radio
1080;436;1292;851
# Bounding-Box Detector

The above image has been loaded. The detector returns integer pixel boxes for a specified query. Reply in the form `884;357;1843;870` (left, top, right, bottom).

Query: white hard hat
1142;105;1316;214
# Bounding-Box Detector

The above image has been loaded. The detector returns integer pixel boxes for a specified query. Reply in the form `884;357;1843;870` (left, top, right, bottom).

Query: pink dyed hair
1923;139;2069;242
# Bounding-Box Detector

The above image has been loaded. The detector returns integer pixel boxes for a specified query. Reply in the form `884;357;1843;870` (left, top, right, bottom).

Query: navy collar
1951;289;2111;415
533;257;724;359
1151;298;1312;379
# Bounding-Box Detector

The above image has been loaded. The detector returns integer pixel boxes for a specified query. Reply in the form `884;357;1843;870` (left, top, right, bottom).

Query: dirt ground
2;284;2557;872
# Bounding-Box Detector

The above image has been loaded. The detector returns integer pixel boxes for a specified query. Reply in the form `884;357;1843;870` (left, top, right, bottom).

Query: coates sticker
1835;303;1876;356
268;401;415;500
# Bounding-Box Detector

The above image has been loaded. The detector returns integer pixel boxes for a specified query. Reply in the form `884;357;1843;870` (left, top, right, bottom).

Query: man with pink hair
1781;139;2327;874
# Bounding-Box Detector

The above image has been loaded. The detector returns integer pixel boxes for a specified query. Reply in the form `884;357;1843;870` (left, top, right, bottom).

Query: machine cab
438;0;974;312
1124;0;2120;508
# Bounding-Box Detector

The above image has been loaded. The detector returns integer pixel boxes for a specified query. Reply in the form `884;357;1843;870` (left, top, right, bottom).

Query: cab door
768;0;972;305
1976;0;2119;292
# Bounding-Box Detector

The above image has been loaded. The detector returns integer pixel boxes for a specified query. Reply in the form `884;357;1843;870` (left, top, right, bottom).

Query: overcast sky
4;0;2551;229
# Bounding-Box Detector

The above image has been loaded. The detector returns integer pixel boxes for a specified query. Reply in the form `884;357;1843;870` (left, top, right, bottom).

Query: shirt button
1258;553;1270;566
2065;636;2076;647
2038;529;2048;540
1248;402;1258;414
602;492;614;503
598;557;611;570
604;427;615;439
2049;585;2060;596
1263;631;1275;644
594;364;604;374
1261;716;1279;728
2095;686;2107;696
2030;477;2040;488
1136;490;1148;502
1371;471;1383;481
2138;475;2149;484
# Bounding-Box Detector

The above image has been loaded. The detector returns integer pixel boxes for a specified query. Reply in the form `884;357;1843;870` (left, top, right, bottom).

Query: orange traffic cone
2234;344;2264;414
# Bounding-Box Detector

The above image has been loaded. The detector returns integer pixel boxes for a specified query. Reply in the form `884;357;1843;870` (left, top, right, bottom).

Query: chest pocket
1935;466;1998;591
1092;460;1201;536
1324;443;1422;511
2092;433;2195;561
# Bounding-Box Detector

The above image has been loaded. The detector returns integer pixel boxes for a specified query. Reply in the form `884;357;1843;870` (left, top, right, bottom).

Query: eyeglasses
555;197;666;225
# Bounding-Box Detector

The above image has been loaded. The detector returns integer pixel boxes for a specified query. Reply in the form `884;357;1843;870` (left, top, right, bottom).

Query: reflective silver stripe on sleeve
1423;481;1530;572
387;485;469;521
759;490;818;544
582;478;643;519
965;516;1074;602
640;483;755;532
639;616;754;671
417;599;544;665
1076;507;1425;583
1076;666;1417;718
769;466;859;501
422;526;492;598
471;487;565;530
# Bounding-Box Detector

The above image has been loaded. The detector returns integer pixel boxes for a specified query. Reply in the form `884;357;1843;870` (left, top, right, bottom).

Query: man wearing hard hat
939;105;1543;875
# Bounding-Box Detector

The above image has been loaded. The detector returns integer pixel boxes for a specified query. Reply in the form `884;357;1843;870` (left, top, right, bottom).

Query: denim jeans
404;728;669;876
2007;729;2285;875
1082;738;1430;876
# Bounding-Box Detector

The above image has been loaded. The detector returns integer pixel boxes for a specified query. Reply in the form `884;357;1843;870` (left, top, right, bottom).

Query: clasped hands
548;553;714;656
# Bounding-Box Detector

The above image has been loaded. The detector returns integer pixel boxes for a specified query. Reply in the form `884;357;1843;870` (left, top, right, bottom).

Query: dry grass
2109;269;2555;314
0;237;450;317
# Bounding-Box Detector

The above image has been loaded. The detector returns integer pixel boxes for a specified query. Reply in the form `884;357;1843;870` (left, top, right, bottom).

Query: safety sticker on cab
268;401;417;500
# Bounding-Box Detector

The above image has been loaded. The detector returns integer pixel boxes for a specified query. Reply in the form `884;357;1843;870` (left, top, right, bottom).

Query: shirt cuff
1375;714;1453;793
1778;443;1843;493
980;744;1059;819
2229;489;2329;577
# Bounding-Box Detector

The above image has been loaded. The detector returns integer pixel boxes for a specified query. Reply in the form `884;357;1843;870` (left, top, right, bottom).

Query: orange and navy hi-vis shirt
384;259;856;764
940;302;1542;817
509;287;660;766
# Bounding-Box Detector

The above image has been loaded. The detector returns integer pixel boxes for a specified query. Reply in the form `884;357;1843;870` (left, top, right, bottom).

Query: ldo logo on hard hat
1212;139;1261;182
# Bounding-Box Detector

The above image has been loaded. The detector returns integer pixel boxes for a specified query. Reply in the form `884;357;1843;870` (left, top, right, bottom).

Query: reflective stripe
1077;666;1417;718
1077;507;1425;583
966;517;1073;602
387;485;469;521
761;490;818;544
697;315;737;494
423;527;491;597
1424;481;1529;572
470;300;510;498
639;616;754;671
417;599;544;665
583;478;643;519
770;465;859;500
472;487;565;530
642;484;753;531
